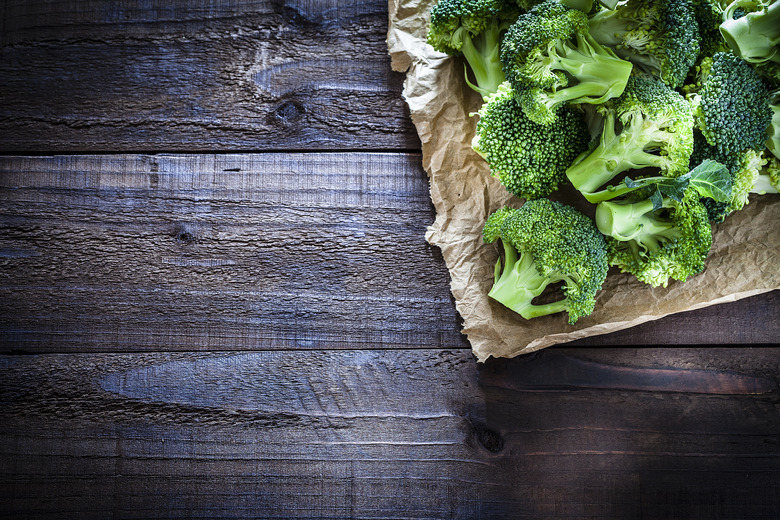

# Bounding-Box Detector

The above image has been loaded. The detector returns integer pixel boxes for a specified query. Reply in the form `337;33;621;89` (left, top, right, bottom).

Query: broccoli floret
483;199;609;324
517;0;596;13
588;0;701;88
688;51;773;155
499;0;633;125
595;187;714;287
472;82;591;199
427;0;522;99
720;0;780;66
565;74;695;203
691;0;731;58
689;131;765;221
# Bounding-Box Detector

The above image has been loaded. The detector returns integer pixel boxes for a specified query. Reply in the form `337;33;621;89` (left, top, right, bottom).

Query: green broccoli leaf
686;159;732;202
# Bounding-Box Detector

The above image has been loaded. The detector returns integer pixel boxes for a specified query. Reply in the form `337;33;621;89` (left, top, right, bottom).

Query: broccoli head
566;74;695;203
596;186;715;287
689;130;765;221
588;0;701;88
472;82;592;199
482;199;609;324
688;51;773;155
720;0;780;66
499;0;633;125
690;0;731;58
427;0;522;99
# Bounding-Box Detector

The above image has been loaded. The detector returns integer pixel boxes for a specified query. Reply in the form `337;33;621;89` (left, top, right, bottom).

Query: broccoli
587;0;701;88
482;199;609;324
753;154;780;193
690;0;731;59
499;0;633;125
427;0;522;99
594;163;726;287
687;52;773;155
719;0;780;66
767;90;780;158
517;0;596;13
565;74;695;203
472;82;592;199
689;131;765;221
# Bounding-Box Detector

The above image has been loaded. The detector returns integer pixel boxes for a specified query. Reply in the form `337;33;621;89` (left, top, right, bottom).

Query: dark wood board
0;0;419;152
2;0;780;518
1;153;778;353
1;348;779;519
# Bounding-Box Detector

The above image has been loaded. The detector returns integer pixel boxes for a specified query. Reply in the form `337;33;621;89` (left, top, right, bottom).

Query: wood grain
0;0;419;152
0;348;778;519
1;153;779;353
0;153;464;352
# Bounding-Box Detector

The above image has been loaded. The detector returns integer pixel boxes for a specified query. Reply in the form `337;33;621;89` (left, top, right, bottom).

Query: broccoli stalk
752;155;780;193
596;190;715;287
596;196;682;251
767;90;780;159
565;75;695;203
457;22;506;97
427;0;521;99
500;0;633;125
587;0;701;88
594;160;731;287
488;236;572;319
720;0;780;65
483;200;609;324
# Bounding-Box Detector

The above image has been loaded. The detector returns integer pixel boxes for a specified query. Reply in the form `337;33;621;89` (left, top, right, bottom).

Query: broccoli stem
751;172;780;194
596;198;681;253
545;35;634;106
488;240;568;320
566;115;669;202
720;0;780;64
460;23;506;99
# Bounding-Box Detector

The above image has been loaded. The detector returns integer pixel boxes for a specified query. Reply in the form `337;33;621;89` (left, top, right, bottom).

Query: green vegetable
687;52;773;155
720;0;780;66
753;155;780;194
588;0;701;88
499;0;633;125
689;131;765;221
565;74;695;203
483;199;609;324
767;90;780;159
472;82;591;199
595;160;731;287
427;0;521;99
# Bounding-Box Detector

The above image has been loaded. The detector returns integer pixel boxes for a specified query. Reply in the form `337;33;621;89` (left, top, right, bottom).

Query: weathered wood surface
2;0;780;517
0;153;462;351
1;348;778;519
2;153;778;353
0;0;419;152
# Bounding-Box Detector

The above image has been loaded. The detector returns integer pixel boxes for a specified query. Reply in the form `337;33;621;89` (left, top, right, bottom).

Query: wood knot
473;423;504;453
271;99;304;125
172;225;197;245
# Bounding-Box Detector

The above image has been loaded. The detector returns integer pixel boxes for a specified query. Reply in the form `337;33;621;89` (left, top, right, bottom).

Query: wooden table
1;1;779;518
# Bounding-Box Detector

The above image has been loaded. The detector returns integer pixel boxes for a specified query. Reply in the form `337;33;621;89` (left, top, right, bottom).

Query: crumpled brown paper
387;0;780;361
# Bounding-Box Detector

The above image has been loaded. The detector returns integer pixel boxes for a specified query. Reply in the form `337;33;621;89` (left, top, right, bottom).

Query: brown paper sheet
387;0;780;361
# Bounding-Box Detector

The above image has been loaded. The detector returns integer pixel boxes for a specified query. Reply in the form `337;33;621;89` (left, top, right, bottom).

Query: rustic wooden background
1;1;779;518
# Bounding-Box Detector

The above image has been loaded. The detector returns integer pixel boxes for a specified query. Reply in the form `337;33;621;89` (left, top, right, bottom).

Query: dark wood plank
0;348;778;519
0;153;463;352
0;0;419;152
1;153;778;353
